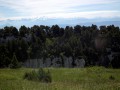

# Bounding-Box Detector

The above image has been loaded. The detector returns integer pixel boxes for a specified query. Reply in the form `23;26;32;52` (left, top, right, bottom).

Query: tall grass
0;67;120;90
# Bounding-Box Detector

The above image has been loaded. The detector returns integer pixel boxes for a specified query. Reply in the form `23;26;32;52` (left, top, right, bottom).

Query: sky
0;0;120;20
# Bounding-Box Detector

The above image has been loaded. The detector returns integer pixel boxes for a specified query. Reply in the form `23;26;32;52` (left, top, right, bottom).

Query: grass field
0;67;120;90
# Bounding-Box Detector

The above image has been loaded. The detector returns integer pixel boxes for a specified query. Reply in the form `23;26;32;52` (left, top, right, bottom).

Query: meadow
0;67;120;90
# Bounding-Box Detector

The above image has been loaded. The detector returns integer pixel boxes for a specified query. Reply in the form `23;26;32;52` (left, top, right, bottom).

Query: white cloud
0;0;120;20
48;11;120;18
1;11;120;21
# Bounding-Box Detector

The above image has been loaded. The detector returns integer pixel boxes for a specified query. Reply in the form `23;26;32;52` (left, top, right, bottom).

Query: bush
109;75;115;80
24;70;38;81
24;68;52;83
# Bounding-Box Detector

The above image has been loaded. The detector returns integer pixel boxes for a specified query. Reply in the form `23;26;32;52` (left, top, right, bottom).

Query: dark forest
0;24;120;68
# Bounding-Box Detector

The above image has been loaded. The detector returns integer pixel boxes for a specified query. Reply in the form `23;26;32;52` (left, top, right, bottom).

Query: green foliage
9;53;21;69
24;68;52;83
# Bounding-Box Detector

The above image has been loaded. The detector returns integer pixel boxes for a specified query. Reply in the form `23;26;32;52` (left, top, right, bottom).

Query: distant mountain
0;17;120;29
80;21;120;27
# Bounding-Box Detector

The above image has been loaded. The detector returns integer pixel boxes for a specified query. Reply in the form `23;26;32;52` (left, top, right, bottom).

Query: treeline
0;24;120;68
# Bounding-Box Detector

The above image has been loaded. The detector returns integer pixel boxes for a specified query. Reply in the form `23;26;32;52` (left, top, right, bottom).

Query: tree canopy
0;24;120;68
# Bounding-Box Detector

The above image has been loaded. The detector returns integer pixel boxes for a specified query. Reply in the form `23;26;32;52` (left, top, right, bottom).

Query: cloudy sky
0;0;120;20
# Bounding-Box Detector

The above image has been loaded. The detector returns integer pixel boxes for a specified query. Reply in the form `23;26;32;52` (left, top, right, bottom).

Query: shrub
24;70;38;81
109;75;115;80
24;68;52;83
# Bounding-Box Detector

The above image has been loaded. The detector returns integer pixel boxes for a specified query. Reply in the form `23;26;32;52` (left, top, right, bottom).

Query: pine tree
9;53;20;69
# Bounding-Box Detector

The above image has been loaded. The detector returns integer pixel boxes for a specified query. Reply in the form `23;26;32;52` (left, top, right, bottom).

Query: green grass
0;67;120;90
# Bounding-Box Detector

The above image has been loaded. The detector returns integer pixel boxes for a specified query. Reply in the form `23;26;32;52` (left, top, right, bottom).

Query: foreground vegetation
0;67;120;90
24;68;52;83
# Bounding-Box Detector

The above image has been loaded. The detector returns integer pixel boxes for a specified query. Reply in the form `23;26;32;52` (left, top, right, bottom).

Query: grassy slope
0;67;120;90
